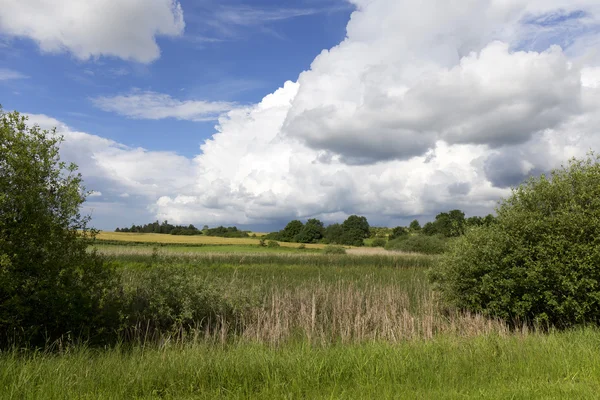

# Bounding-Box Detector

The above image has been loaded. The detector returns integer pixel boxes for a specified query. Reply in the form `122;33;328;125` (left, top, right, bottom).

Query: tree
295;218;324;243
431;155;600;328
0;110;115;347
409;219;421;232
337;215;370;246
281;220;304;242
389;226;409;240
323;223;344;244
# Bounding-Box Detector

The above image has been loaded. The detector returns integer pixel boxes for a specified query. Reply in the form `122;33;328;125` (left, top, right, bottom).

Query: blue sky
1;0;600;231
1;0;352;157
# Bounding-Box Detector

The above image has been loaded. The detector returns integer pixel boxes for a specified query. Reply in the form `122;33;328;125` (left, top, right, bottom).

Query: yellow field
96;232;326;249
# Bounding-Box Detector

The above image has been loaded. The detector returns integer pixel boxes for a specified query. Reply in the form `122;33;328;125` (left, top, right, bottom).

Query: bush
0;110;116;348
430;155;600;328
371;237;387;247
385;235;447;255
322;245;347;255
267;240;281;248
104;267;240;339
298;244;306;250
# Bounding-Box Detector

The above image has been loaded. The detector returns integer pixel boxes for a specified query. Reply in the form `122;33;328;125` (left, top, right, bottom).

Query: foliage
116;220;202;235
295;218;325;243
409;219;421;232
465;214;497;228
389;226;409;240
431;155;600;328
267;240;281;248
0;110;115;347
270;216;371;247
322;245;347;255
204;226;250;238
104;267;240;338
371;237;387;247
422;210;466;237
385;235;447;255
369;226;392;238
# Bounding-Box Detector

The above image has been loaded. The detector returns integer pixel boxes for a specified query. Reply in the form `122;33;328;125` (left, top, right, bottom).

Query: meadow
3;242;600;398
96;231;325;249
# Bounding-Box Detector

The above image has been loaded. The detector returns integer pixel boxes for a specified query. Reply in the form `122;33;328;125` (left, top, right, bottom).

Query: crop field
95;231;326;249
4;247;600;398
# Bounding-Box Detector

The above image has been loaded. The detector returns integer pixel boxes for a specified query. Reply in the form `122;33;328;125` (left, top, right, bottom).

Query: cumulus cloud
0;0;185;63
92;90;235;121
18;0;600;229
152;0;600;226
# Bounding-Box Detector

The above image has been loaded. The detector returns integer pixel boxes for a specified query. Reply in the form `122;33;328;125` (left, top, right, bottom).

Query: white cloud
17;0;600;229
153;0;600;225
25;113;196;201
0;0;185;63
91;90;235;121
0;68;27;80
88;191;103;197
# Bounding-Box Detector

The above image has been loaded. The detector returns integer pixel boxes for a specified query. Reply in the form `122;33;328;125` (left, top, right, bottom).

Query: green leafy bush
371;237;387;247
385;235;447;255
267;240;281;248
322;245;347;255
105;267;240;338
0;110;116;348
431;155;600;328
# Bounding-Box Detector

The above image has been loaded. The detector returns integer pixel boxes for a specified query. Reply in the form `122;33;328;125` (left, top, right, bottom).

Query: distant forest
115;221;250;238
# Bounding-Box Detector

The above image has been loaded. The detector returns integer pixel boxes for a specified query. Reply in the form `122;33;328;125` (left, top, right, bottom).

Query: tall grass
5;249;600;398
3;329;600;399
99;247;437;269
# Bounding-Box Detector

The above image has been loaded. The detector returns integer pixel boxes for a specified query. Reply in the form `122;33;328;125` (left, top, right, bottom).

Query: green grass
6;249;600;398
94;243;321;254
3;329;600;399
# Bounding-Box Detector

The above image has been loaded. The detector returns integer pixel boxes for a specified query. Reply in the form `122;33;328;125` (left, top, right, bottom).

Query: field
96;231;326;249
3;239;600;398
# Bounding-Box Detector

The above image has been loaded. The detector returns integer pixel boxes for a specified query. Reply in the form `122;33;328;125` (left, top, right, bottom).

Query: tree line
265;215;370;246
116;221;250;238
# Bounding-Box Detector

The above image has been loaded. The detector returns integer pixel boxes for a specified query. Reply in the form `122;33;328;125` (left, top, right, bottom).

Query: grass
94;243;322;254
96;231;327;249
5;247;600;398
3;329;600;399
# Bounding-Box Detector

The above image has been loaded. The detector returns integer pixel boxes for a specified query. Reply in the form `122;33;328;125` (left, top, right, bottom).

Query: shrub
430;155;600;328
298;244;306;250
267;240;281;248
322;245;346;255
0;110;116;348
105;267;240;339
371;237;387;247
385;235;447;255
389;226;409;240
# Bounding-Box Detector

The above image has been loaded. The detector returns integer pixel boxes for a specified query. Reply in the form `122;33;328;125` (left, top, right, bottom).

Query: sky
1;0;600;231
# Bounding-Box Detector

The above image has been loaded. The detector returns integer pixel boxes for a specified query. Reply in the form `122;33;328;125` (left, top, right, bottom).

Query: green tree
335;215;370;246
0;110;115;347
323;223;344;244
295;218;324;243
409;219;421;232
281;220;304;242
431;155;600;328
389;226;409;240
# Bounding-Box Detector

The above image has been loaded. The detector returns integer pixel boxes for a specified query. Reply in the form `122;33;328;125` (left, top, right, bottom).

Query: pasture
96;231;326;249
